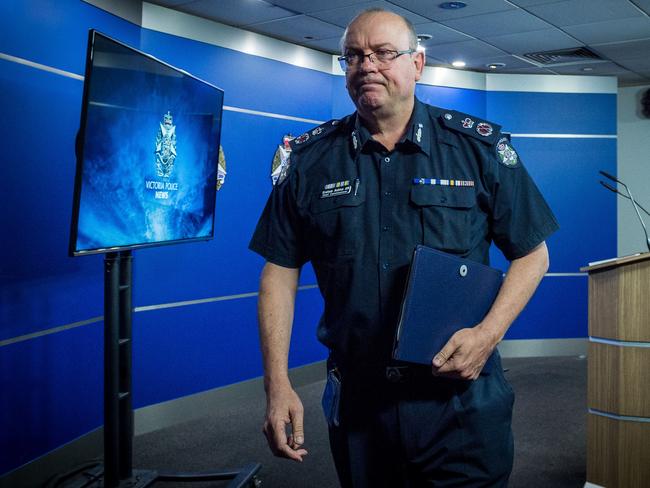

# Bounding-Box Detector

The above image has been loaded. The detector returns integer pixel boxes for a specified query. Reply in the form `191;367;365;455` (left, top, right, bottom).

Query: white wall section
617;84;650;256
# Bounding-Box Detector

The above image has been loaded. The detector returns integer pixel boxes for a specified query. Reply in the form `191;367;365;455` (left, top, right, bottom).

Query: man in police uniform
249;8;558;487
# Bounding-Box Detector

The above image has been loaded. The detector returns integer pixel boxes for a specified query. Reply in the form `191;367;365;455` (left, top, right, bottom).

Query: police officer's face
343;12;424;118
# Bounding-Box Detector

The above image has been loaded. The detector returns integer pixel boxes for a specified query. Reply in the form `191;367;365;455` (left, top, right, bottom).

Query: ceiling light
452;60;466;68
439;2;467;9
487;63;506;70
581;67;594;72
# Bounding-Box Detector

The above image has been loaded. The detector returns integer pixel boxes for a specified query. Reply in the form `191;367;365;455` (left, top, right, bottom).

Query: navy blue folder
393;245;503;370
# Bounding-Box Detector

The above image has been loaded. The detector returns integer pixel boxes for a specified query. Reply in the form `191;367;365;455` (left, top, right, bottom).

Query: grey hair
339;8;418;53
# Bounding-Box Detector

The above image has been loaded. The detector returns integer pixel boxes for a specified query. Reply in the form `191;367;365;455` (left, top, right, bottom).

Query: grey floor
133;355;587;488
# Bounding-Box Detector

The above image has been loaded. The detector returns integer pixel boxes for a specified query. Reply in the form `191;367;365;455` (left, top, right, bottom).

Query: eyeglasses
338;49;416;71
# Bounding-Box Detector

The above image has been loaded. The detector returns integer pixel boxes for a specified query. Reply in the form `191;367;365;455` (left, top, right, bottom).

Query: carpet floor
133;355;587;488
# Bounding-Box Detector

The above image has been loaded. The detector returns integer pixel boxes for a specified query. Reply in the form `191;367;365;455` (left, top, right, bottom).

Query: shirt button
382;225;390;231
384;157;390;163
382;263;389;270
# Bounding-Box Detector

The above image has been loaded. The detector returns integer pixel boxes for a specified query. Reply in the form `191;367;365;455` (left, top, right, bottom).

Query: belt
331;360;434;384
384;365;434;383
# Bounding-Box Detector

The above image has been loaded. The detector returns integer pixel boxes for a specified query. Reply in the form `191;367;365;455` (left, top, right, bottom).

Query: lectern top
580;252;650;273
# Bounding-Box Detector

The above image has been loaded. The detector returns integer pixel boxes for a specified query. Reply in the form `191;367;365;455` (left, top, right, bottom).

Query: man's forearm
258;262;301;391
257;262;307;461
477;242;550;346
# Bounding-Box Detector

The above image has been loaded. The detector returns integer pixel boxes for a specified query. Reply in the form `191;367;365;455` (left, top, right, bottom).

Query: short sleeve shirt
249;98;559;364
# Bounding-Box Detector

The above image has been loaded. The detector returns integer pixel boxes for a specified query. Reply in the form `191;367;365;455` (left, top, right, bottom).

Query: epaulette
289;117;348;151
438;109;502;145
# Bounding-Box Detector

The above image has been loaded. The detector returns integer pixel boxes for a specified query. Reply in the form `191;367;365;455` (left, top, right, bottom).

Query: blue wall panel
512;137;617;270
0;60;104;341
331;76;355;118
487;91;617;134
0;0;141;76
416;84;487;117
133;288;325;407
487;137;616;273
0;324;103;475
132;299;263;408
505;277;588;340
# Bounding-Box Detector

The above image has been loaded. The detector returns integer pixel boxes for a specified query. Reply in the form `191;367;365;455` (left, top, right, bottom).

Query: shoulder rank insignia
476;122;493;137
289;118;344;151
496;136;519;168
439;110;501;145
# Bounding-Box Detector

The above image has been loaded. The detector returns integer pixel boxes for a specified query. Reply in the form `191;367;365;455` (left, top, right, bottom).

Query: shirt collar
350;114;372;157
349;98;431;157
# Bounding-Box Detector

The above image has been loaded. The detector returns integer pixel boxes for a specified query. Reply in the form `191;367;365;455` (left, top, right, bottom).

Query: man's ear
413;51;425;81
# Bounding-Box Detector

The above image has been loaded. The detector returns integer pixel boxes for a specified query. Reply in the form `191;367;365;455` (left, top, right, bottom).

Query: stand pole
118;251;134;480
104;252;121;488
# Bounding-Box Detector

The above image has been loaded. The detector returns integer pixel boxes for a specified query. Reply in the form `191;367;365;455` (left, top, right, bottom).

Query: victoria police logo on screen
146;111;179;200
155;111;177;177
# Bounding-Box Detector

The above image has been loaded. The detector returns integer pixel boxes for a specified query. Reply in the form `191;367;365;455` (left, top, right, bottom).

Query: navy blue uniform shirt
250;98;558;364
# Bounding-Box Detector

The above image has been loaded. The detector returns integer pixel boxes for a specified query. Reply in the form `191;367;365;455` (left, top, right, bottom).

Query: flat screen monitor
69;30;224;256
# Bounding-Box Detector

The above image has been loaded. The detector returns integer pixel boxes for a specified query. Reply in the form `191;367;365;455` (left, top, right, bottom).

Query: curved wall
0;0;616;476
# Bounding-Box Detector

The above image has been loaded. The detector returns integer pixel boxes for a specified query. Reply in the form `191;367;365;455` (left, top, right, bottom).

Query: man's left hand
431;326;496;380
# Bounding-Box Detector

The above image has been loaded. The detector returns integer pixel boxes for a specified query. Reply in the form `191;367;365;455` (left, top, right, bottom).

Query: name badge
321;180;352;198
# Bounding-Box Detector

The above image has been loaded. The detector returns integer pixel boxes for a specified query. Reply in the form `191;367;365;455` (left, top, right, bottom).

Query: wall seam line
0;274;584;347
0;285;319;348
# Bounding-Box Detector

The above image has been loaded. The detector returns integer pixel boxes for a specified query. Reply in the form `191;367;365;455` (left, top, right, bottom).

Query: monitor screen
69;30;224;256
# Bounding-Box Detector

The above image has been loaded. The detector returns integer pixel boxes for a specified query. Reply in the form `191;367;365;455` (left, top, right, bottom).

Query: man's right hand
263;383;308;462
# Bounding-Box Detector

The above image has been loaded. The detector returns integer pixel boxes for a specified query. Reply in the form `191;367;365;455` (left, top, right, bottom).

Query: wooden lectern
581;253;650;488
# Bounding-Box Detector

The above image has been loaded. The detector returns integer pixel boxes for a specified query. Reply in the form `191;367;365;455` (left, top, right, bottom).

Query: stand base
50;463;262;488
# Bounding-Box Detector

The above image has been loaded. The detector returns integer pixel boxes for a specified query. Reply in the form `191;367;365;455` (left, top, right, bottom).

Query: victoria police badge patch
276;153;291;185
216;145;227;190
271;134;294;185
496;137;519;167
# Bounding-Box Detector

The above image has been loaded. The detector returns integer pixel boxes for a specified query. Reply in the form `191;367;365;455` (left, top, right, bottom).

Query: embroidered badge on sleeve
496;137;519;167
216;145;227;190
271;134;294;185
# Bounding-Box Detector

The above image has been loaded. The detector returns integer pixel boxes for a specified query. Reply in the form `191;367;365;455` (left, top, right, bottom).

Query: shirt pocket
308;191;365;261
410;185;476;255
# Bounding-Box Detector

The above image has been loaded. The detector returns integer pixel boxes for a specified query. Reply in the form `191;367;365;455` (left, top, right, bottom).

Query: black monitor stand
52;251;261;488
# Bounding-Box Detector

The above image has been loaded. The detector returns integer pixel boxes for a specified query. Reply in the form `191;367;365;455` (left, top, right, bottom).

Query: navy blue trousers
327;357;514;487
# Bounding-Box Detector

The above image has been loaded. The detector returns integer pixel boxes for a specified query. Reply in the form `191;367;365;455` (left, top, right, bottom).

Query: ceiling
147;0;650;86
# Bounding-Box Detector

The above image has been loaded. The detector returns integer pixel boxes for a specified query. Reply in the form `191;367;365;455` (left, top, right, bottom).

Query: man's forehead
344;12;409;48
